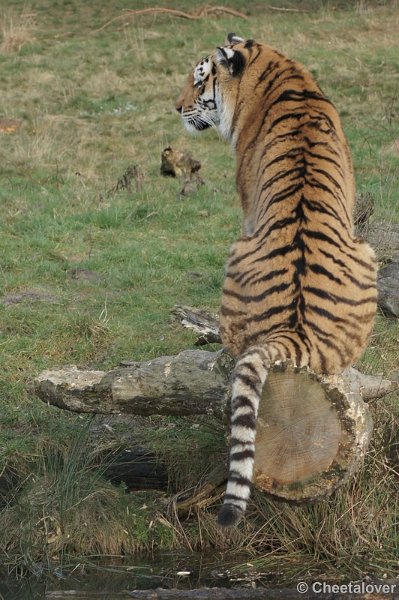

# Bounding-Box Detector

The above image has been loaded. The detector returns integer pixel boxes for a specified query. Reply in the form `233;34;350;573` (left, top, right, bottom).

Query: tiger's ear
216;46;246;77
227;32;244;45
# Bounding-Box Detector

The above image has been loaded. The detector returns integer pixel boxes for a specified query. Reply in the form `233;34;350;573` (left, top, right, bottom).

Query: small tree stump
254;364;373;501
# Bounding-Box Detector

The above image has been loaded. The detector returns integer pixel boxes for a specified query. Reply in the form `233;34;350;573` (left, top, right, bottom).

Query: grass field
0;0;399;583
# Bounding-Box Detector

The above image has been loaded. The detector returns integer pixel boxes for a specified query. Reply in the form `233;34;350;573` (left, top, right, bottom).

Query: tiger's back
176;34;377;526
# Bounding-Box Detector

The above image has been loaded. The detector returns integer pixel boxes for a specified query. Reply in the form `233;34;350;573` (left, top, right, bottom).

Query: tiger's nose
175;102;183;114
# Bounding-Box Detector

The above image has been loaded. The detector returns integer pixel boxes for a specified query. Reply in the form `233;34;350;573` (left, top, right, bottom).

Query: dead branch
95;6;248;34
171;305;220;345
268;5;308;11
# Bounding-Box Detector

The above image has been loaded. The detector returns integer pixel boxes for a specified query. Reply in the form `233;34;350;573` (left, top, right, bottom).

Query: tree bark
34;350;233;418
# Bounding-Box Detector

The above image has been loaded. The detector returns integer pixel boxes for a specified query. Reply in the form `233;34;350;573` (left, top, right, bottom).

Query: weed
0;10;36;53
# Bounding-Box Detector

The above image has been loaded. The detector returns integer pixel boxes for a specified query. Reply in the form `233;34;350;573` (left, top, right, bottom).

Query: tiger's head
175;33;250;140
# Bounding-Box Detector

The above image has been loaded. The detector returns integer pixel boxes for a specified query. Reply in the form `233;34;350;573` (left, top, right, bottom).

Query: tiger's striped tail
218;345;278;528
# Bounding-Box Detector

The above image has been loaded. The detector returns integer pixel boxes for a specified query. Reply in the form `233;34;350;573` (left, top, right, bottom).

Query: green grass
0;0;399;582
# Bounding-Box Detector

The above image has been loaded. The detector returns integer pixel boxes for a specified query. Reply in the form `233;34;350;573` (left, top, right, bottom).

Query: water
0;551;257;599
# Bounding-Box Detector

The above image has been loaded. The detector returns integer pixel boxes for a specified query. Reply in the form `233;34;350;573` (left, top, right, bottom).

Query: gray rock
378;260;399;317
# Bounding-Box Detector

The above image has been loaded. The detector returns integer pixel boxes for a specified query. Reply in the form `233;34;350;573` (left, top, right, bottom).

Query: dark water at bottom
0;551;260;599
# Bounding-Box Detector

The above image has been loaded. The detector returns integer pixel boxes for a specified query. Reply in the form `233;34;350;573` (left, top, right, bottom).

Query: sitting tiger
176;33;377;527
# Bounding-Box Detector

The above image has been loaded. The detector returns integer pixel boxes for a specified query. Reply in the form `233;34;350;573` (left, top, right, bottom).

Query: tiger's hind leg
219;237;259;357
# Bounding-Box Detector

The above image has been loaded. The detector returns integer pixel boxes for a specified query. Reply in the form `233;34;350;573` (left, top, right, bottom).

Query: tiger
176;33;377;527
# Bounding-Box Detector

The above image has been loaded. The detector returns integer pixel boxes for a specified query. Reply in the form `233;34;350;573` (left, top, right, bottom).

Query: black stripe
260;166;305;195
270;333;301;365
226;266;259;285
303;228;341;250
229;239;294;270
319;249;375;288
304;317;340;342
230;449;255;461
229;247;258;268
231;413;256;429
235;373;259;393
232;395;255;409
311;166;344;195
307;303;348;323
319;248;350;271
223;493;247;501
248;44;262;66
310;317;363;349
305;109;337;132
301;194;347;227
308;262;344;285
268;88;333;111
254;60;276;87
316;346;328;373
321;222;376;272
241;267;289;288
230;438;254;449
228;474;252;486
304;285;377;306
265;73;305;101
247;321;291;342
224;281;292;303
256;129;302;169
237;361;260;378
305;176;350;222
265;182;304;209
253;244;294;265
348;310;376;323
303;135;340;156
267;111;307;134
251;302;295;323
256;215;301;245
262;146;304;172
346;272;376;289
220;305;247;317
305;148;344;175
262;65;291;96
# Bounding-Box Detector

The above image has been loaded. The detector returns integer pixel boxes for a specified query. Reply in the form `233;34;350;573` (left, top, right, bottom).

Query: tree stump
254;363;373;501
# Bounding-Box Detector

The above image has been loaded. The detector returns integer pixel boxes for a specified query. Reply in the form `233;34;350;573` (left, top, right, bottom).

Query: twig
94;5;248;34
268;5;308;12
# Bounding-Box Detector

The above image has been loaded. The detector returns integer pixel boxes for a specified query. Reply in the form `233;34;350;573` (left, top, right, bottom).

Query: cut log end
253;363;373;502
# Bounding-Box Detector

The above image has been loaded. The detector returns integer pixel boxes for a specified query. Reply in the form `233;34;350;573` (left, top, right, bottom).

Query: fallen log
34;350;233;418
34;348;397;503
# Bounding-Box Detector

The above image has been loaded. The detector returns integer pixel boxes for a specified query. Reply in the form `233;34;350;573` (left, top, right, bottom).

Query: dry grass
0;10;36;53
